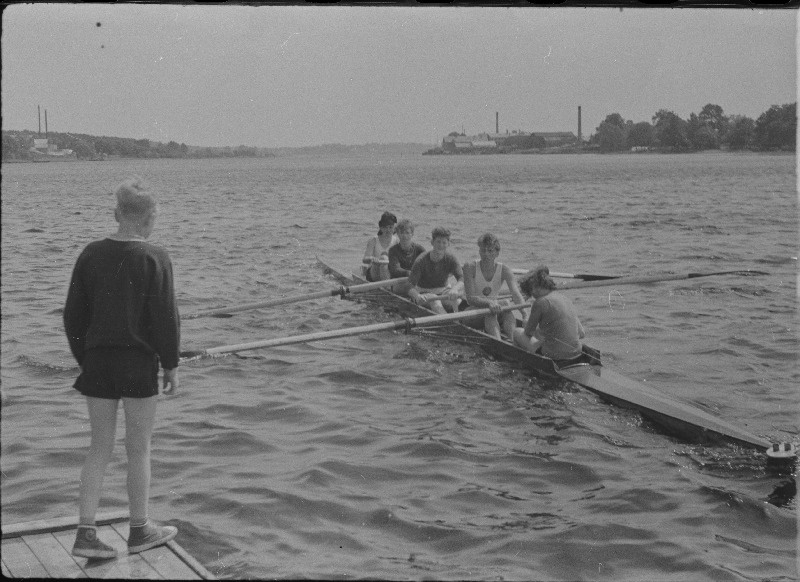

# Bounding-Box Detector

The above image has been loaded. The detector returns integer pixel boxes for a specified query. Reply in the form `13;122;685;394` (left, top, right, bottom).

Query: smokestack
496;112;499;134
578;106;582;143
45;109;48;136
38;105;41;135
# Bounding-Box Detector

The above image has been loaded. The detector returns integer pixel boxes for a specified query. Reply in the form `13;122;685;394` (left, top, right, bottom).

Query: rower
387;219;426;296
513;265;585;360
362;211;398;282
407;227;464;314
462;233;526;340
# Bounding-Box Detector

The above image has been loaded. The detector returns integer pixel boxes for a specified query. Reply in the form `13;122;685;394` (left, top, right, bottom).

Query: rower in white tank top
472;259;504;299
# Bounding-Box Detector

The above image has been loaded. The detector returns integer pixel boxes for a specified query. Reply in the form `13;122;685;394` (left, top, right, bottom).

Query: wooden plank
0;536;50;578
110;522;205;580
2;510;130;539
166;540;216;580
138;543;203;580
23;532;87;578
3;514;212;580
103;556;162;580
90;524;161;580
54;524;163;579
52;527;131;580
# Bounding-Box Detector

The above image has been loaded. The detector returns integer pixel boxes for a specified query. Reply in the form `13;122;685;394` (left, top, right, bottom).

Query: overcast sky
2;4;796;148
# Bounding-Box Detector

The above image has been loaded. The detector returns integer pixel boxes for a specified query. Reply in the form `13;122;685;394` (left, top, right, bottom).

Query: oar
183;277;408;319
555;270;768;290
180;301;529;361
512;268;621;280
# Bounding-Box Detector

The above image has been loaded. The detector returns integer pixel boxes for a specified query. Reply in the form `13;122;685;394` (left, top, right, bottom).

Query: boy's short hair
430;226;451;241
396;219;415;234
477;233;500;252
115;176;156;218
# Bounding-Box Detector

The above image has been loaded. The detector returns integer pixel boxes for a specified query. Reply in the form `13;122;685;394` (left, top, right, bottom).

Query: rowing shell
557;366;770;450
317;257;773;453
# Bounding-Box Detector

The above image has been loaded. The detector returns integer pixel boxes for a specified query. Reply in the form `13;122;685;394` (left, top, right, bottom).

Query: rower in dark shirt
407;227;464;314
387;218;426;295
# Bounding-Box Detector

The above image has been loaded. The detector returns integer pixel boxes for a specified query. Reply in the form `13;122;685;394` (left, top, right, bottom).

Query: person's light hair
114;176;156;219
396;219;415;234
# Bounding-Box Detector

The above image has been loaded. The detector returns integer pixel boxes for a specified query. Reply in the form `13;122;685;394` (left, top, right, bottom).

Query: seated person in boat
387;218;426;295
362;211;399;282
463;233;526;340
407;226;464;314
513;265;585;360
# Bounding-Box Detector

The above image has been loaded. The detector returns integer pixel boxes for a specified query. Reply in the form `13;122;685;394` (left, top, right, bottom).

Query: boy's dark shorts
74;348;159;399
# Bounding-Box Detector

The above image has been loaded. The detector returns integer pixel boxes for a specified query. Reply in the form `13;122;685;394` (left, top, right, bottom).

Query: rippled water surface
2;151;797;580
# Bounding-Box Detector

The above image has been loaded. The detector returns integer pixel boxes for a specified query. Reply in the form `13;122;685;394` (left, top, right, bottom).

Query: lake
1;150;797;579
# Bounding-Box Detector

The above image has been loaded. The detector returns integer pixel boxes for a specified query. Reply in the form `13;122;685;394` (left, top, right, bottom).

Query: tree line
590;102;796;153
1;129;274;161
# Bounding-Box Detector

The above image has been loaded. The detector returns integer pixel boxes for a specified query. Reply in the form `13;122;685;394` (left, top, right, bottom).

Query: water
2;151;797;580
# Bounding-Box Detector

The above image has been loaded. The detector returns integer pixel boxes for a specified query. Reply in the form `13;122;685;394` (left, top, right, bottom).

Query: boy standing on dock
64;177;180;559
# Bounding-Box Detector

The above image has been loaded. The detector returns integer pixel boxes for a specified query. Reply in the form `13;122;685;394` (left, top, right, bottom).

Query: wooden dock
1;510;215;579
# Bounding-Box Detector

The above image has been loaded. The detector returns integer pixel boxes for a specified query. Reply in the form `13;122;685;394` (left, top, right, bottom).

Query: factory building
438;108;581;153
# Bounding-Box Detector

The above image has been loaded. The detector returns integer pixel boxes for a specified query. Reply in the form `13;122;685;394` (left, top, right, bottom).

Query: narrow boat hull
317;257;771;452
557;365;771;450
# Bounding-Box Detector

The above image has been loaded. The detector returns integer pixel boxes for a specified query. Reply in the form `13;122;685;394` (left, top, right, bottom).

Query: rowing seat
553;346;602;370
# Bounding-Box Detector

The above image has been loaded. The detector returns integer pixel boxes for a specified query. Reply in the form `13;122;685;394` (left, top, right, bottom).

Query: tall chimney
496;112;499;134
578;106;582;143
45;109;48;136
38;105;41;135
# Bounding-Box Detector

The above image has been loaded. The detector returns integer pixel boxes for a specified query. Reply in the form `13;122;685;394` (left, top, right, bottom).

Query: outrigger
316;257;795;464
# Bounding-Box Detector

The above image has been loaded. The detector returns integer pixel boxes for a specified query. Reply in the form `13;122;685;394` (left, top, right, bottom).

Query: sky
2;4;797;148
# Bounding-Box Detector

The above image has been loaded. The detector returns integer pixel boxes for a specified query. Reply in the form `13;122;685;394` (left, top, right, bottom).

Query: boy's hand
163;368;179;395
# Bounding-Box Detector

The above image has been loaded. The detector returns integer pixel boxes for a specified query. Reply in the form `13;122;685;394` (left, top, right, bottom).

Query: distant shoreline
3;148;794;164
422;146;796;157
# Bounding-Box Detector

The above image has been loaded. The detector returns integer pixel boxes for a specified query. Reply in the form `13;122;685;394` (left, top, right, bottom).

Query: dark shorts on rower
535;346;587;366
74;348;159;399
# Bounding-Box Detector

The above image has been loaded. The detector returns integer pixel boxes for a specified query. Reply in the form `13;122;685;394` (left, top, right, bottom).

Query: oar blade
571;273;623;281
557;269;769;290
687;270;769;278
511;268;622;280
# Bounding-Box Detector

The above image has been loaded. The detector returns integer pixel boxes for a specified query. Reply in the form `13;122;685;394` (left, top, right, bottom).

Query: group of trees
1;129;272;161
591;102;796;152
